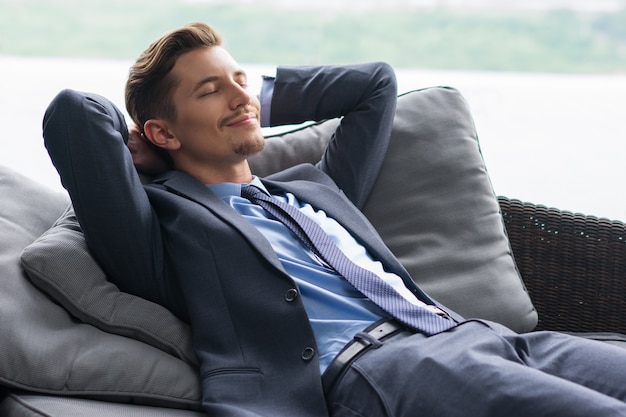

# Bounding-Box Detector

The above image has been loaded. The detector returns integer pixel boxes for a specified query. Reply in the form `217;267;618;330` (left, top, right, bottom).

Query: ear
143;119;181;151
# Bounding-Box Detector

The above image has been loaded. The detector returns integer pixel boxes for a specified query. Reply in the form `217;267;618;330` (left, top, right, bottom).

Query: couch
2;86;626;416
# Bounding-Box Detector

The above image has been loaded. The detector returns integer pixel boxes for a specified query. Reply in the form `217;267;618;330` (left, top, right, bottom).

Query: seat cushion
569;332;626;349
0;391;207;417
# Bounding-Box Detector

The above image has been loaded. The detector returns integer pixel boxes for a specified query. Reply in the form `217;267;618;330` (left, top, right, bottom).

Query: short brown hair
125;22;222;129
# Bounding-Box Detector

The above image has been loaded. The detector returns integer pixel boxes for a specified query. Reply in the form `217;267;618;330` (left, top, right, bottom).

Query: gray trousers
327;320;626;416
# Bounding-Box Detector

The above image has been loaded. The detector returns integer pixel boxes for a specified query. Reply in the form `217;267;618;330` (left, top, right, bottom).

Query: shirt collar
206;176;269;199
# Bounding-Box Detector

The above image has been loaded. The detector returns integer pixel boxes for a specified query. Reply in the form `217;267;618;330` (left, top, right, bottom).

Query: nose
229;82;252;110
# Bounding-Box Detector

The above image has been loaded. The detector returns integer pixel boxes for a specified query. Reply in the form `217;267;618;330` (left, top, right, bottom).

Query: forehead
172;46;244;87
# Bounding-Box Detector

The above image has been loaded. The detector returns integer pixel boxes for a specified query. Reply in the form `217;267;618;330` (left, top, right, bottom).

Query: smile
224;112;258;128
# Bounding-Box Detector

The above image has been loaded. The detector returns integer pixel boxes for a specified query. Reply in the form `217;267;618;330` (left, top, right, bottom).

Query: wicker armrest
498;197;626;334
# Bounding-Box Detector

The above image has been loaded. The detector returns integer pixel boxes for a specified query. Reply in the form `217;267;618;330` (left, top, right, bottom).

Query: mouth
223;110;259;128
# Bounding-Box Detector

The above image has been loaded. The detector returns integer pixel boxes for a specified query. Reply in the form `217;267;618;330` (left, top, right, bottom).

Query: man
43;22;626;417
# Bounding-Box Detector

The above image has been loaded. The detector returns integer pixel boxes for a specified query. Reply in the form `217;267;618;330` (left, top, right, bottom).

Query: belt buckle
322;319;401;396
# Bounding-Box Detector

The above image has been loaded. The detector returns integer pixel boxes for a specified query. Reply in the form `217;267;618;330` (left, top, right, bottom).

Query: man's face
166;46;264;172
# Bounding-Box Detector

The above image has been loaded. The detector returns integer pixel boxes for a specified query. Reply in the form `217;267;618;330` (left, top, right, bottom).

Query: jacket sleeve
267;62;398;209
42;89;176;314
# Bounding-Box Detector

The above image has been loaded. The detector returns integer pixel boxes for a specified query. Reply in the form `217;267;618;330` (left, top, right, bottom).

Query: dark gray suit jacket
44;62;434;416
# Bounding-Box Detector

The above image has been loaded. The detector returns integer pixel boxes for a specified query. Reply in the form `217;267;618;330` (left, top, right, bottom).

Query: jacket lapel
152;171;286;272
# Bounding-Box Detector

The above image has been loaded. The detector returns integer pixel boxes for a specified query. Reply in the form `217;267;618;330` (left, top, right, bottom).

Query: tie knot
241;185;265;201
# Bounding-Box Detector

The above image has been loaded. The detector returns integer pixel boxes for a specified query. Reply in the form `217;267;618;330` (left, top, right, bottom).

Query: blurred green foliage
1;0;625;73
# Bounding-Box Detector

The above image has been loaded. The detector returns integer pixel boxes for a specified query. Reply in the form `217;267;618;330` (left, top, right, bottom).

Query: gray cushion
21;206;197;366
251;87;538;332
0;166;201;409
566;332;626;349
1;392;208;417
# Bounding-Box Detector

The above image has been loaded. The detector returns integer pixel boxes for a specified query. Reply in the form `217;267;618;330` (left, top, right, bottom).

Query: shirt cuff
259;74;275;127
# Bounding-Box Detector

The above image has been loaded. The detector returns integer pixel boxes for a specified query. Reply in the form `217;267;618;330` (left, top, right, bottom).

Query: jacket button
301;347;315;361
284;288;299;302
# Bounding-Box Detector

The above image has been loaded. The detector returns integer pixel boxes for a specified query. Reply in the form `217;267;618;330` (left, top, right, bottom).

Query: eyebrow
192;70;248;93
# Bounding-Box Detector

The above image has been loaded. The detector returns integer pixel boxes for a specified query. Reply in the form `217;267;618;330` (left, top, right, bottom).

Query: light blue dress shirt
207;178;391;372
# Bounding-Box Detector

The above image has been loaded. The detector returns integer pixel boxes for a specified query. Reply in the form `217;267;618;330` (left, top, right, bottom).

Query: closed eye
235;72;248;89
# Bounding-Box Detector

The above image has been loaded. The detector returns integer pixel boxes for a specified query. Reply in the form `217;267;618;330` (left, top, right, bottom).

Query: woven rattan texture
499;197;626;333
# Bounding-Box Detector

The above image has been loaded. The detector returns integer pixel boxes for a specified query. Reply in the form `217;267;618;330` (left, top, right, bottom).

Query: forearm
267;62;395;125
267;63;398;208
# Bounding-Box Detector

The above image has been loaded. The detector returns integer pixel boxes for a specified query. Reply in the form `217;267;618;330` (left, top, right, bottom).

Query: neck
175;159;254;184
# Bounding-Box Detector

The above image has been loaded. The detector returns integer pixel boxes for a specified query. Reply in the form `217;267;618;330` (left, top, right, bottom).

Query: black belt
321;319;409;396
